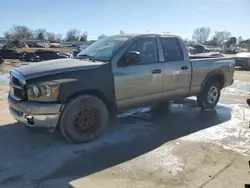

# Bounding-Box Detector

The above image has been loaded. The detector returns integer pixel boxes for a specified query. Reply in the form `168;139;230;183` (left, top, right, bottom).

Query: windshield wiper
78;54;96;62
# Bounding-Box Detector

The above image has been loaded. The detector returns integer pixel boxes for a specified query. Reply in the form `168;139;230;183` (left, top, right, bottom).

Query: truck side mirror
123;51;140;66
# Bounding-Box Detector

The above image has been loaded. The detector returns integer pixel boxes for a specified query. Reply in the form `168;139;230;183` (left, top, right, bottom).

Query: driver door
113;37;163;112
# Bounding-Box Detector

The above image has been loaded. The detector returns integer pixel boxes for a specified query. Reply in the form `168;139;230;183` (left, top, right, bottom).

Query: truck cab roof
112;33;180;39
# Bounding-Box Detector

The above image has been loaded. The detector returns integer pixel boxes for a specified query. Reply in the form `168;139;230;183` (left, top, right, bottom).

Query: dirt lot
0;67;249;187
15;47;74;53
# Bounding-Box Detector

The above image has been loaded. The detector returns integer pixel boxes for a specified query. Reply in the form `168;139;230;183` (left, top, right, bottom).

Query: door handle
181;66;189;70
151;69;162;74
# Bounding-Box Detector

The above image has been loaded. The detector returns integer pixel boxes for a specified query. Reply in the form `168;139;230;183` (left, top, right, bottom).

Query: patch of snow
0;74;9;85
223;87;249;95
180;104;250;154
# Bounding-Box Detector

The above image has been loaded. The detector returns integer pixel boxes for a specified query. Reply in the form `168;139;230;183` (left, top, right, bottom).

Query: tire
197;98;202;107
246;98;250;106
59;95;109;143
29;56;36;62
197;80;221;110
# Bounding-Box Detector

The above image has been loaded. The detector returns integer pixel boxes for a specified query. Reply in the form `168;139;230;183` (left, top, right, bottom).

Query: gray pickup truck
8;34;235;143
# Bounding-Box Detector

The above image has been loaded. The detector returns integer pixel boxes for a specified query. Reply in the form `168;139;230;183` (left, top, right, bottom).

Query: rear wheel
59;95;109;143
29;56;36;62
197;80;221;110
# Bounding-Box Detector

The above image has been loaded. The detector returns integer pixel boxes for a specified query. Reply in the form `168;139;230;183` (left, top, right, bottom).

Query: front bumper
8;94;62;130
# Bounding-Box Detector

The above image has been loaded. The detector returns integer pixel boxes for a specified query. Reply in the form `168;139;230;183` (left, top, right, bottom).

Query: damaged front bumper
8;94;62;131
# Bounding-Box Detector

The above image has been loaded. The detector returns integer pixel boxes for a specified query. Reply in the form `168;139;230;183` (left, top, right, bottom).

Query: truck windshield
77;36;130;62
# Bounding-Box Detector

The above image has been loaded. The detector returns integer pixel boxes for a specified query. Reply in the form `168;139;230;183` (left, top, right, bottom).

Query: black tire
246;98;250;106
29;56;36;62
59;95;109;143
197;80;221;110
197;98;202;107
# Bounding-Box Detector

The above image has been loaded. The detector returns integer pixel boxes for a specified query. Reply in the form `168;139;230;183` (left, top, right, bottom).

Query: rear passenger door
42;51;55;60
159;37;192;100
50;51;60;59
4;50;12;59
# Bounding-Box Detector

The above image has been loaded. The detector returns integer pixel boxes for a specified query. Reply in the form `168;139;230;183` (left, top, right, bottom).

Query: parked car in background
49;45;60;48
0;49;19;59
220;48;238;54
58;51;72;58
49;43;61;48
19;52;36;62
19;50;71;62
234;52;250;69
190;52;224;59
27;43;44;48
192;44;212;54
0;56;4;64
8;33;235;143
73;47;84;57
35;50;70;61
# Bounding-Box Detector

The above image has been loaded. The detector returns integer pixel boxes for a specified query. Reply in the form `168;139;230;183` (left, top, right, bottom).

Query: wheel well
63;90;113;113
202;73;225;91
208;74;225;89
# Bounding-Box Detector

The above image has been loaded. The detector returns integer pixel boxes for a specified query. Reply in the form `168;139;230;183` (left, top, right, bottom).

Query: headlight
27;82;60;102
32;85;41;97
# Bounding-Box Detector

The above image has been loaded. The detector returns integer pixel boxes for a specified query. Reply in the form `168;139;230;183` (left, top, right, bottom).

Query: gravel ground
0;68;249;188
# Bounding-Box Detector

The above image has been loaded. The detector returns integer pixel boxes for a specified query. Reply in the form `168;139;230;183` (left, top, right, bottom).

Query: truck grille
9;70;26;101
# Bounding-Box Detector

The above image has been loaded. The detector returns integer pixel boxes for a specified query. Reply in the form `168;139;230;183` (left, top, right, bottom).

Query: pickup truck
8;34;235;143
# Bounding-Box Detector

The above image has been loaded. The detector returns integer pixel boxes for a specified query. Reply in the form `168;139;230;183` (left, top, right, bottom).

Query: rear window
160;37;184;62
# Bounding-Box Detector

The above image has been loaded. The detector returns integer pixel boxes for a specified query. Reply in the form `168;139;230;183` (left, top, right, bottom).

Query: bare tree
183;38;189;43
97;34;107;40
47;32;62;43
237;36;243;44
55;34;62;42
47;32;57;43
80;32;88;42
4;31;12;39
192;27;211;44
119;30;125;34
34;29;47;40
213;31;231;45
65;29;81;41
5;25;34;40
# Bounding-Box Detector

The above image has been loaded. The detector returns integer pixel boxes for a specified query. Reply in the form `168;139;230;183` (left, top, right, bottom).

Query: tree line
3;25;88;42
191;26;244;45
3;25;126;43
3;25;245;46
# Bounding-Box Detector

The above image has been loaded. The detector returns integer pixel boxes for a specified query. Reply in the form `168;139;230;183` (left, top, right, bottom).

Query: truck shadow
0;98;232;187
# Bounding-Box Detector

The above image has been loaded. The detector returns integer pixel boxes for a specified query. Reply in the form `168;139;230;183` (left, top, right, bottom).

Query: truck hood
14;58;104;80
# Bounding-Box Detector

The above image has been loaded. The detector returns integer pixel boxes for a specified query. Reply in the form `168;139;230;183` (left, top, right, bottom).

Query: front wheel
197;80;221;110
59;95;109;143
29;56;36;62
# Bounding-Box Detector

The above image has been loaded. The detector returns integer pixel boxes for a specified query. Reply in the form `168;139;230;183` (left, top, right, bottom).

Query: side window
45;51;53;54
160;38;184;62
6;50;12;55
127;37;158;64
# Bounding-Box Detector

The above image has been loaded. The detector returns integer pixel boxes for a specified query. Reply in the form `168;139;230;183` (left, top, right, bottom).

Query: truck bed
188;57;235;96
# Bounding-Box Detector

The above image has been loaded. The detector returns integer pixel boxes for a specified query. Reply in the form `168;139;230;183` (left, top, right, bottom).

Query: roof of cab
111;33;180;38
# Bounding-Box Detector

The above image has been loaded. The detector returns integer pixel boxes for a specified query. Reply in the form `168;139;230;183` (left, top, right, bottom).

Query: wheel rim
207;86;218;104
73;106;100;134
